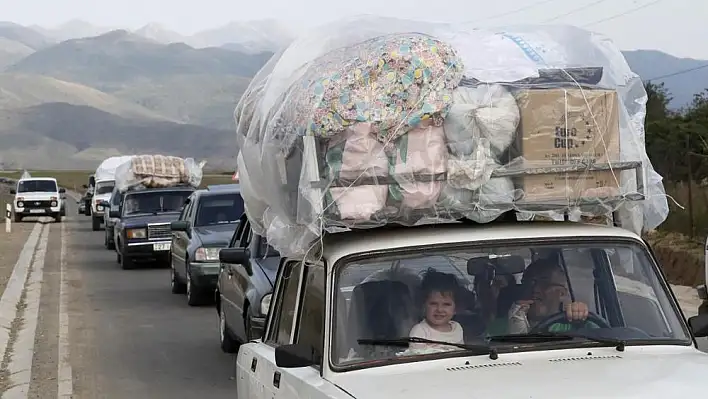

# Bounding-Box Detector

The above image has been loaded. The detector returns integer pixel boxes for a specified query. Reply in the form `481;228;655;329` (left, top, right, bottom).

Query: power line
647;63;708;81
543;0;611;23
466;0;561;24
583;0;663;27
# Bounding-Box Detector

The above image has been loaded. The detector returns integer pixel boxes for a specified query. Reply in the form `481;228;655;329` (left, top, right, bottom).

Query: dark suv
110;185;195;270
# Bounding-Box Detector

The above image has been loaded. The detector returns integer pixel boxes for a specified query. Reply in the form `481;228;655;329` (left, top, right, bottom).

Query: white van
11;177;65;222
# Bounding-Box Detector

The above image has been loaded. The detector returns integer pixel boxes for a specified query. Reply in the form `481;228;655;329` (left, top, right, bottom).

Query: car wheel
186;271;203;306
219;307;239;354
170;264;186;294
121;254;135;270
106;237;115;250
92;216;101;231
13;214;21;223
244;308;254;342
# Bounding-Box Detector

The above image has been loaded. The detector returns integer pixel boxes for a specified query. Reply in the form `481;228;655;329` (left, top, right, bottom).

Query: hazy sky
3;0;705;58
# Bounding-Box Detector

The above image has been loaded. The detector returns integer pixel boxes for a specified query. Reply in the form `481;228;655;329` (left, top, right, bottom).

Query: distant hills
0;19;706;170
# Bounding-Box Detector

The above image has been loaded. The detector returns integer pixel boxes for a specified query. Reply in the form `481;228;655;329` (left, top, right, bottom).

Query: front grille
147;223;171;240
22;200;52;208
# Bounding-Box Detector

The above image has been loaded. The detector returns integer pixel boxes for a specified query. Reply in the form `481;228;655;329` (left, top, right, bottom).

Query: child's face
424;291;456;328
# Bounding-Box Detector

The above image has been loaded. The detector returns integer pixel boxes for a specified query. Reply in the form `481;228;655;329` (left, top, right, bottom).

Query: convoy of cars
9;165;708;398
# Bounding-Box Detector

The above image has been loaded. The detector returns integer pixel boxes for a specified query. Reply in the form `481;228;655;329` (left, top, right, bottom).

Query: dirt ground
0;185;35;298
645;230;704;287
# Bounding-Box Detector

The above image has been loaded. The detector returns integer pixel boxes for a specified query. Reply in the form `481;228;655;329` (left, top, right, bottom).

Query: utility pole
687;133;695;238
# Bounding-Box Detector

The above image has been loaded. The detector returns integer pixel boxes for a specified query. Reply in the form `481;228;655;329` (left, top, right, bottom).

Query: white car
229;222;708;399
11;177;65;223
90;179;116;231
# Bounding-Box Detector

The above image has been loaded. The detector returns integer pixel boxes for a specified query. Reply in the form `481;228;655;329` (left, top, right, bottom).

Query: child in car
409;269;465;350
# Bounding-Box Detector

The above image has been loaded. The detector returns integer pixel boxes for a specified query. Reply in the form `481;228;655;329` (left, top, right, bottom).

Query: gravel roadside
0;185;35;299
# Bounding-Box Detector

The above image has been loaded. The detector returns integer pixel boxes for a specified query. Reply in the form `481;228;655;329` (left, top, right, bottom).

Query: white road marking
57;217;72;398
3;220;50;398
0;222;43;361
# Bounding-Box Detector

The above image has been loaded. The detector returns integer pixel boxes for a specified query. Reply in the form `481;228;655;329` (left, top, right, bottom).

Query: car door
239;260;328;399
226;219;254;338
220;214;248;335
237;259;304;399
171;196;194;279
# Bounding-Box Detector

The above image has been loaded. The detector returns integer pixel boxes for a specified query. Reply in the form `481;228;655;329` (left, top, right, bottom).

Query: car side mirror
109;210;120;218
688;314;708;338
170;220;190;232
9;189;15;194
275;343;318;368
59;188;66;193
219;248;252;275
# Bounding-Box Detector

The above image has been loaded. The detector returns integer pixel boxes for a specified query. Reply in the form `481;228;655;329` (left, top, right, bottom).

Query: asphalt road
65;198;238;398
0;193;707;398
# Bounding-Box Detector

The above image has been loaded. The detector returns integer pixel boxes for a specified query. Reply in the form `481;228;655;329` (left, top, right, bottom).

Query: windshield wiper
488;332;626;352
357;337;500;360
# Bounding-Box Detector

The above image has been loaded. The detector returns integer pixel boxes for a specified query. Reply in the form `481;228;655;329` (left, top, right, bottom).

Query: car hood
93;193;112;202
328;346;708;398
194;224;237;246
15;192;59;200
122;212;180;228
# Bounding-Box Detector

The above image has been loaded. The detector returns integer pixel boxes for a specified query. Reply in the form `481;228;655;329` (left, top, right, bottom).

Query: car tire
171;264;186;294
219;307;239;354
91;216;101;231
121;254;135;270
244;308;254;342
186;271;203;306
106;239;115;250
13;214;21;223
53;213;62;223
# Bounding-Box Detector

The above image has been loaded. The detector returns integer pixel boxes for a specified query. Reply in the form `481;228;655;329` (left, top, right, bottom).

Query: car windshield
194;193;244;227
123;191;192;216
332;240;691;368
95;181;115;195
17;180;57;193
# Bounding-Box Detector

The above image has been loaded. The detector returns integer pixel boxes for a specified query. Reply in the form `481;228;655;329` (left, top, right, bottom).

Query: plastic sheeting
94;156;134;182
235;16;669;258
114;154;205;192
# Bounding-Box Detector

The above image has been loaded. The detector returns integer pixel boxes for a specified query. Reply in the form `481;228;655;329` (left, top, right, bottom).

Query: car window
17;180;57;193
95;181;115;195
110;191;121;206
194;193;244;227
267;261;303;346
123;191;193;216
179;196;193;221
331;240;691;369
296;265;325;360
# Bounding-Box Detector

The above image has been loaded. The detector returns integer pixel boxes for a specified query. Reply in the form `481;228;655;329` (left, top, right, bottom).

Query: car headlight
260;293;272;316
96;205;104;211
194;247;220;262
16;201;23;208
51;201;58;207
126;228;146;239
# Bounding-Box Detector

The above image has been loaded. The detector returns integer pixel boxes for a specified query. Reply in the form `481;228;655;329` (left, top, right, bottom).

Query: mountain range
0;19;706;169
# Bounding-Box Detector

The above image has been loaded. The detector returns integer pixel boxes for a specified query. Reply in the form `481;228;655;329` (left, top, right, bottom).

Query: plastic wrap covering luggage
235;16;669;257
94;156;134;182
114;155;205;192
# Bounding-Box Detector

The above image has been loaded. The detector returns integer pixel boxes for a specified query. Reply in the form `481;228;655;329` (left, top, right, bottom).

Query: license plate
29;209;45;214
153;243;171;251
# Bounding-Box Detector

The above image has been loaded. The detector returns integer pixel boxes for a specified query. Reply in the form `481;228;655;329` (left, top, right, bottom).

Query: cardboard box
515;88;621;201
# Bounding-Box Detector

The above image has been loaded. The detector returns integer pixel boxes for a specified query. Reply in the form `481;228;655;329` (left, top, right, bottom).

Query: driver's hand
564;302;589;321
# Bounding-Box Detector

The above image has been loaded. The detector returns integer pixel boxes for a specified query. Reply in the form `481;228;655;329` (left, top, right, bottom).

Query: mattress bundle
234;16;669;257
